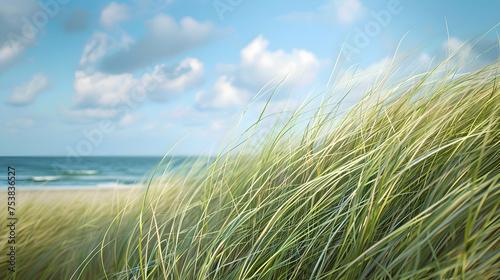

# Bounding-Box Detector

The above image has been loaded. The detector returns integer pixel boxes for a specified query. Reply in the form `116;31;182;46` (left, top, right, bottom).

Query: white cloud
99;14;222;73
442;37;470;57
73;57;204;108
0;43;23;74
234;35;321;89
78;32;135;73
196;76;250;109
71;25;207;122
70;56;204;121
73;70;136;107
198;35;321;110
438;37;492;71
100;2;131;29
7;73;51;105
278;0;366;25
79;32;116;69
336;0;364;24
145;57;204;101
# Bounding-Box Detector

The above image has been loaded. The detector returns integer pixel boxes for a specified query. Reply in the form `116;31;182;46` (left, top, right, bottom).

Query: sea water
0;156;194;190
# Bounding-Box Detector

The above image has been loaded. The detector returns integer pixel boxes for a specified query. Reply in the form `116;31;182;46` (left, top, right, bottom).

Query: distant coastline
0;156;204;190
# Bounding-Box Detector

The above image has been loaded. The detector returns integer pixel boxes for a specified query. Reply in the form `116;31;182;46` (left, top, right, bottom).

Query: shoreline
0;183;143;192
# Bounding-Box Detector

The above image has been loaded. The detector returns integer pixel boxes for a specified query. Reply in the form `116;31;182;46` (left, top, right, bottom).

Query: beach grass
1;46;500;279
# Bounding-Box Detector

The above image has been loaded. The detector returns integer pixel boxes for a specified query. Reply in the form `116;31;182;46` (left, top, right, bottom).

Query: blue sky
1;0;499;156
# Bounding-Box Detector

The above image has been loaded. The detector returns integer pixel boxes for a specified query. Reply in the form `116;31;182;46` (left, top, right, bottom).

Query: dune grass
1;48;500;279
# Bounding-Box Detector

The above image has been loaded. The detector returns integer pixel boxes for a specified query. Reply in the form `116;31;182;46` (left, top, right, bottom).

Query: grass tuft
1;46;500;280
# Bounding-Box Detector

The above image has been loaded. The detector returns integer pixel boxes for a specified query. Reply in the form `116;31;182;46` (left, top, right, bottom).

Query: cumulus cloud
99;2;130;29
73;57;204;109
99;14;222;73
145;57;204;101
197;35;321;109
64;8;90;32
73;71;137;108
68;59;204;121
278;0;366;25
232;35;321;90
196;76;249;110
7;73;51;105
79;32;115;68
78;32;134;72
69;25;207;121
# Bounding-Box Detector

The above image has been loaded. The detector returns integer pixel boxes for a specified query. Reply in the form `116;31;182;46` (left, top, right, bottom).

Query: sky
1;0;499;156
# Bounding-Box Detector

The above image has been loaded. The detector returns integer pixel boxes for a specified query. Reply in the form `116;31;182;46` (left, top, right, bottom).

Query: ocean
1;156;193;190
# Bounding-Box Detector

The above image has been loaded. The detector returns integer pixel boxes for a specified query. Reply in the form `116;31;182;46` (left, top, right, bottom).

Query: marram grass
1;50;500;280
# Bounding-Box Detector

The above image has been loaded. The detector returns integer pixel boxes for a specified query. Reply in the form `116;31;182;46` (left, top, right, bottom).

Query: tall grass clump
1;44;500;279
